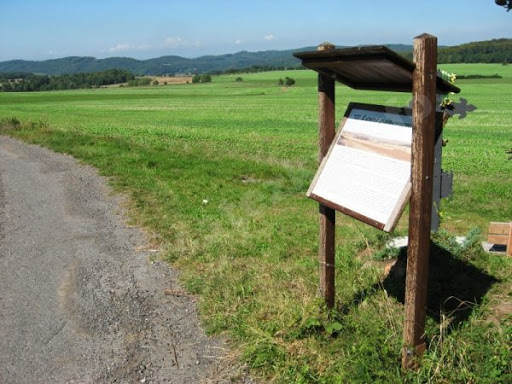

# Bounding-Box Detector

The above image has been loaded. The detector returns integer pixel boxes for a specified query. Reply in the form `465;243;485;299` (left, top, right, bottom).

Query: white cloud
136;44;152;51
162;36;199;49
264;34;275;41
235;39;242;45
106;43;153;54
108;43;131;53
103;36;199;57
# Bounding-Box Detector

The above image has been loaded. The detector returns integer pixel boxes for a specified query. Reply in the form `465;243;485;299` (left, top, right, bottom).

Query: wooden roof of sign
294;45;460;94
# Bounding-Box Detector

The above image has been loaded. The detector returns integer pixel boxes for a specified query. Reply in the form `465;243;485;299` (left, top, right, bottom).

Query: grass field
1;63;511;383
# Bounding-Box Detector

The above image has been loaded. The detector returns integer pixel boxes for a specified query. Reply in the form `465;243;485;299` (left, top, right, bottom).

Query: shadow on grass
343;242;499;329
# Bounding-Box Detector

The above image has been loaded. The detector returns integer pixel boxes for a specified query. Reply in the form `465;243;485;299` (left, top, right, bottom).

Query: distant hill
0;39;509;76
0;49;313;76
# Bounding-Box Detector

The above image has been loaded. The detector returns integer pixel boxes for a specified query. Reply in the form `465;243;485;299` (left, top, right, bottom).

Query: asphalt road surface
0;137;247;383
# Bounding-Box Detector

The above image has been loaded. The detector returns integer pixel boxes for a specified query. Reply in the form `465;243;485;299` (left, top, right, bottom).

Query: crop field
1;63;511;383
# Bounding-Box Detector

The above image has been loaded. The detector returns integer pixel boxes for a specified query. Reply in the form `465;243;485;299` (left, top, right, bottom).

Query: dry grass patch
152;76;193;85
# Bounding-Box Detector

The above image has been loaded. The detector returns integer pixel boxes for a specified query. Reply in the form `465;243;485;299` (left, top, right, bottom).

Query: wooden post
402;34;438;370
317;43;336;309
508;224;512;257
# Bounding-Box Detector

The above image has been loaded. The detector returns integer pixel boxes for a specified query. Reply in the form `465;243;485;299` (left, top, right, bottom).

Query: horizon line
1;37;509;63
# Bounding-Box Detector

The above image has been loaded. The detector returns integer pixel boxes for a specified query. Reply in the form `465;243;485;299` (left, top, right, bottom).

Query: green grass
1;64;511;383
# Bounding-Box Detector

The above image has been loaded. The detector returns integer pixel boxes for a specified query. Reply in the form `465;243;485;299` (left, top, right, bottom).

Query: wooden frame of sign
307;103;413;232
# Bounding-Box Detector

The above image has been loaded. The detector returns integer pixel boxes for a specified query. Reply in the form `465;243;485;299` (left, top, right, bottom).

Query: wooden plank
487;222;511;256
317;43;336;309
489;222;511;236
295;45;416;71
402;33;438;371
385;182;412;232
488;234;510;245
507;224;512;257
310;193;385;231
294;45;460;94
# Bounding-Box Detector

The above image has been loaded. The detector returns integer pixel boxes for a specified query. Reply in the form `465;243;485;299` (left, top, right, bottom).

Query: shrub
192;74;212;83
285;77;295;86
201;74;212;83
127;77;151;87
456;74;502;79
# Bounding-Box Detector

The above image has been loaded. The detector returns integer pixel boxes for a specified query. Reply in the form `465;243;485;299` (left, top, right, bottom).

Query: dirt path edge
0;136;253;383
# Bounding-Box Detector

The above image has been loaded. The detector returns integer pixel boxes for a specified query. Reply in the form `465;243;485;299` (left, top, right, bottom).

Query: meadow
1;63;511;383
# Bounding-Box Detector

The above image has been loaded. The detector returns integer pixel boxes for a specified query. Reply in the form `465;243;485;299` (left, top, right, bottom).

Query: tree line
400;39;511;64
438;39;511;64
0;69;135;92
211;65;299;76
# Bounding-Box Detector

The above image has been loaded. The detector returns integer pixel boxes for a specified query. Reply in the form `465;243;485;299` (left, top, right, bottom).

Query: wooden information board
307;103;413;232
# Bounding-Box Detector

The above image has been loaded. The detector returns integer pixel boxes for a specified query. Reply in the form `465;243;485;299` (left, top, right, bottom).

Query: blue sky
0;0;510;61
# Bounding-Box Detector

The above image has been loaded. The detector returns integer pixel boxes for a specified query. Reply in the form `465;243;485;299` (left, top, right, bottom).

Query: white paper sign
307;103;412;232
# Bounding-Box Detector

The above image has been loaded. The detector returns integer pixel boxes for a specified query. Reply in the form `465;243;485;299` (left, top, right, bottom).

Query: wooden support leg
402;34;438;370
317;47;336;309
319;204;335;308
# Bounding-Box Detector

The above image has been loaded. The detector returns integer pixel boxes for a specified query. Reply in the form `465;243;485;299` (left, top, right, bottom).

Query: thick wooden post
317;43;336;309
402;34;438;370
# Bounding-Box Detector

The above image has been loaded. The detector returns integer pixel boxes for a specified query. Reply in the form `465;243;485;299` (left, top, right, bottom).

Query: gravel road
0;137;247;383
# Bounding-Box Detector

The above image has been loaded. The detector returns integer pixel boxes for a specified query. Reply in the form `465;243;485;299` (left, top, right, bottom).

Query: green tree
191;74;212;83
285;77;295;86
200;74;212;83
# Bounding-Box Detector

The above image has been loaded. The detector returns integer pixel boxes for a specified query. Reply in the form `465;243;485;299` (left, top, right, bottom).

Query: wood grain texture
318;63;336;309
294;45;459;94
508;224;512;257
490;222;512;256
402;33;438;371
489;222;511;236
488;234;510;244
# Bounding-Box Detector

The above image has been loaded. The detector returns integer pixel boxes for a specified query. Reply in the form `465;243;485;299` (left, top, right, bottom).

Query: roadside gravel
0;136;252;383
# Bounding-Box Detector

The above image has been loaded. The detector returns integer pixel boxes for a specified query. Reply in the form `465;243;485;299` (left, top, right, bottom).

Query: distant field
150;75;193;85
1;63;511;383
